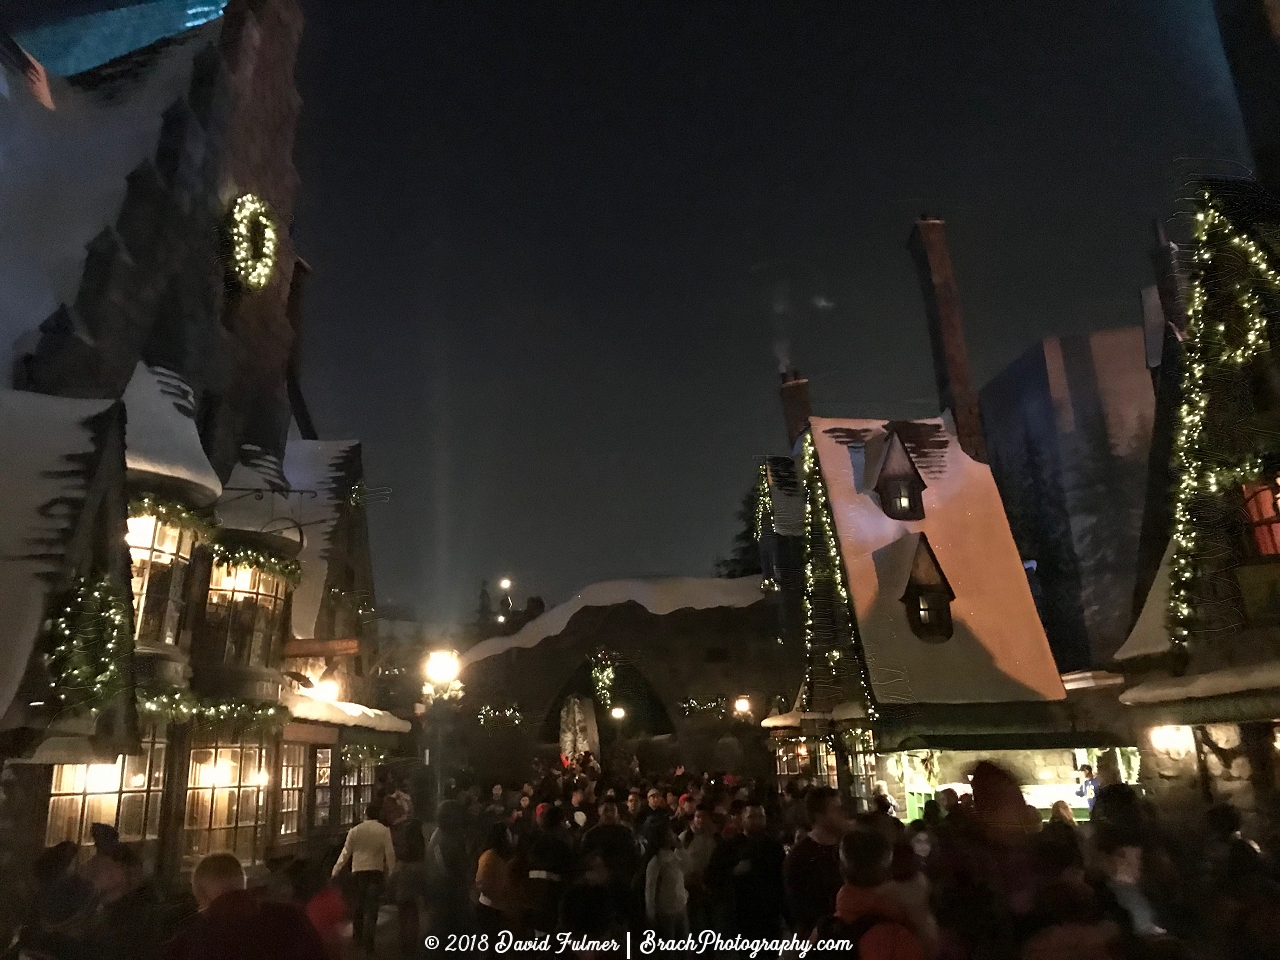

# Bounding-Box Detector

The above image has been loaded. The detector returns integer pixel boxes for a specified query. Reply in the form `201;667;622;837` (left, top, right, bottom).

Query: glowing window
278;743;306;838
918;596;932;624
184;733;271;866
313;748;332;828
128;514;195;646
46;725;166;847
205;563;287;667
340;758;376;826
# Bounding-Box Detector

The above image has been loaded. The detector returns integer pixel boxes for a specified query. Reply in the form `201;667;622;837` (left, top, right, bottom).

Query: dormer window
901;534;955;641
872;431;927;522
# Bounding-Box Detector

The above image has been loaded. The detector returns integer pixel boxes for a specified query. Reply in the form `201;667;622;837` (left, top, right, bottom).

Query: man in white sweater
644;821;689;939
333;803;396;956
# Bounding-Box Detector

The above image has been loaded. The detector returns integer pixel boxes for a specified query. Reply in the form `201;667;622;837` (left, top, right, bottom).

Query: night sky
288;1;1251;626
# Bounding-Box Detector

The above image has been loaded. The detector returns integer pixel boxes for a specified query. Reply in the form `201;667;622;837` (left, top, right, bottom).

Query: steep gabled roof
283;439;360;641
866;429;927;494
902;533;954;600
0;389;120;719
764;456;803;536
810;416;1064;705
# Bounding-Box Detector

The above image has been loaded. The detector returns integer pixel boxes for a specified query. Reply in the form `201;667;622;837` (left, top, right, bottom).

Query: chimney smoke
780;368;812;450
907;217;987;463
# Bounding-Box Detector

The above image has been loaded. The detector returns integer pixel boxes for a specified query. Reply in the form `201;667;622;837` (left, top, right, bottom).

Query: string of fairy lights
799;433;879;720
590;649;617;708
209;540;302;586
43;577;132;712
1167;192;1280;647
228;194;279;291
129;494;217;543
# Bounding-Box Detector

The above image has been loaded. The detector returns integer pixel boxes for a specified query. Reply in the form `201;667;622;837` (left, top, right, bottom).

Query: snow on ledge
1120;661;1280;706
463;576;765;667
281;691;410;733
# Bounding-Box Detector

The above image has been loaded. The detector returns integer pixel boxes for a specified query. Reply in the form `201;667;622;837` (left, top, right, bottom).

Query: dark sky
289;0;1250;626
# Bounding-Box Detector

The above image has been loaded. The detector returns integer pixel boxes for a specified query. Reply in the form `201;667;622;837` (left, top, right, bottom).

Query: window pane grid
279;744;305;838
313;748;331;827
207;563;285;667
184;733;270;866
128;515;194;646
46;726;167;847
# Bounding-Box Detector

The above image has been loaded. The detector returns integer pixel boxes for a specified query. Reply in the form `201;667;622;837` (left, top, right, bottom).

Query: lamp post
423;649;463;818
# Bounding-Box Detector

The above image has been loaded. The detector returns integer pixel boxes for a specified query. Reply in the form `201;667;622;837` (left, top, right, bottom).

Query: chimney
780;369;812;449
907;216;987;463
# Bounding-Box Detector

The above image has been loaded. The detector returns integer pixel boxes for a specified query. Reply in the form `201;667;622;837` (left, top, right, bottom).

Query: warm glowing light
425;650;461;686
212;762;234;787
733;697;751;714
129;773;147;788
499;578;512;590
252;769;270;787
126;515;157;549
797;743;809;756
496;615;506;623
229;193;278;290
311;679;340;702
86;759;122;793
1149;725;1196;759
610;706;626;720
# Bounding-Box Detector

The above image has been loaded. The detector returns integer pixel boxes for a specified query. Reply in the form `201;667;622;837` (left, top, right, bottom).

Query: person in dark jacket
526;804;574;935
393;813;428;957
783;786;847;937
85;843;160;960
707;804;786;939
161;853;328;960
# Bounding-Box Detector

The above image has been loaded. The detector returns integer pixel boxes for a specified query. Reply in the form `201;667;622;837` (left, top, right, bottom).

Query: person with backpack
812;828;926;960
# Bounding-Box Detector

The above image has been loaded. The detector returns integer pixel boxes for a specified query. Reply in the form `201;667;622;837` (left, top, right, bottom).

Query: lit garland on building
476;704;522;727
755;461;772;541
210;540;302;585
228;194;278;291
1167;192;1280;646
129;495;217;543
43;576;132;712
799;432;877;720
135;685;290;727
680;697;727;718
342;743;389;766
590;649;617;708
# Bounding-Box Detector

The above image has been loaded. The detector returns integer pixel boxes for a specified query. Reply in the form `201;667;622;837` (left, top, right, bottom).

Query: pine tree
717;485;762;578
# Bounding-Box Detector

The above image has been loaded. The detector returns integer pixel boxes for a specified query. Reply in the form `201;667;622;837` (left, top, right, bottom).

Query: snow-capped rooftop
281;690;410;734
0;389;117;719
283;439;360;641
463;575;765;667
1113;539;1174;661
811;416;1065;705
215;447;301;546
121;361;221;504
0;22;214;381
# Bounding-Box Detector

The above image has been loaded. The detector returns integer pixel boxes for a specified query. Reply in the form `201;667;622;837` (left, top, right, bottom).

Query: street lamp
422;650;463;817
734;696;752;716
499;578;512;591
610;706;626;720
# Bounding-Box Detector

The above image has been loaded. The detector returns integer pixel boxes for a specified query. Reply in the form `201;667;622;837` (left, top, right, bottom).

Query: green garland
680;697;726;719
476;704;522;727
1167;190;1280;647
129;495;217;543
342;743;389;766
755;461;772;541
135;685;290;728
590;649;616;709
210;540;301;585
800;433;877;719
43;576;133;712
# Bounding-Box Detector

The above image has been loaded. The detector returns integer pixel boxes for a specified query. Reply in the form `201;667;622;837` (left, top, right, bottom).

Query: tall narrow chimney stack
780;369;812;449
907;216;987;463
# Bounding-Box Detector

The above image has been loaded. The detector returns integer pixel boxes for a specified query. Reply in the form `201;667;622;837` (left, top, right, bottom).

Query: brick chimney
907;216;987;463
780;368;812;449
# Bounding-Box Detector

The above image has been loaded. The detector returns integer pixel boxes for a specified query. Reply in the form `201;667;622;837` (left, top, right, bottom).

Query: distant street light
734;696;752;715
423;649;464;818
499;578;512;591
425;650;461;688
496;615;506;624
610;706;626;720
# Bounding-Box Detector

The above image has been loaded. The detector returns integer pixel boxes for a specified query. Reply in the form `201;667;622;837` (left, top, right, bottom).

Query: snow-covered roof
0;22;214;381
1114;539;1174;661
283;440;359;640
215;446;302;546
811;416;1065;705
121;362;221;504
1120;661;1280;705
764;457;803;537
463;575;765;667
0;388;117;719
281;690;410;734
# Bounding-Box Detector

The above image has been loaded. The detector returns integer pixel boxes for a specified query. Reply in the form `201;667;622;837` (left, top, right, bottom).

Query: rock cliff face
22;0;306;479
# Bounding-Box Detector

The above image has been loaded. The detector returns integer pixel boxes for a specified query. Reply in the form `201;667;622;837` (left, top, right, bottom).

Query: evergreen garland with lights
680;697;727;719
227;194;279;291
342;743;389;766
1167;187;1280;649
590;649;617;708
476;704;522;727
135;685;290;728
43;576;133;712
755;461;772;541
210;540;301;585
799;433;878;719
129;495;217;543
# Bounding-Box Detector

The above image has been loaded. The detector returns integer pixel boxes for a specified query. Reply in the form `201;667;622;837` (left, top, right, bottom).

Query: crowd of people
10;754;1280;959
